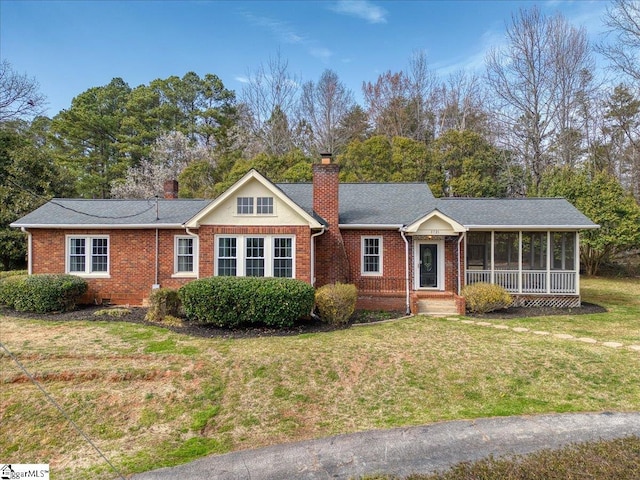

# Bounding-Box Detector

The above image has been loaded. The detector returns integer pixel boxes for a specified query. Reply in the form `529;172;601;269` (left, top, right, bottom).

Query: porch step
417;299;458;317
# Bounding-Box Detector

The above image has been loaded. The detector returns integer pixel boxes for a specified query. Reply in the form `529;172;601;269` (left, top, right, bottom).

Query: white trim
361;236;383;276
65;234;110;278
214;234;296;278
172;235;199;278
405;210;467;234
339;224;403;230
12;223;189;229
21;227;32;275
465;225;599;230
413;239;444;291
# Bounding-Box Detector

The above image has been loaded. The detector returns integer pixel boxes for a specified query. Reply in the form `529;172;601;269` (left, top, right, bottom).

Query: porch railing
466;270;577;294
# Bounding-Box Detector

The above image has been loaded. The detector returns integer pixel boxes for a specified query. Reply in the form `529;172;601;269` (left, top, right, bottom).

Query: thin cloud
331;0;388;24
433;28;505;76
242;11;305;44
309;47;333;61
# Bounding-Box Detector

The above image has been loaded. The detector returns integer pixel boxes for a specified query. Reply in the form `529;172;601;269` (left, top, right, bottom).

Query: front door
419;244;438;288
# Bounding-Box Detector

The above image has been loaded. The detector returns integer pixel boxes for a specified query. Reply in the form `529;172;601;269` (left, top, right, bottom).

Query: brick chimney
163;180;179;199
312;153;349;285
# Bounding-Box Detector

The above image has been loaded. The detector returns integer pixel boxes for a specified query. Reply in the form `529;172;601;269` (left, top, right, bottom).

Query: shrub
315;283;358;326
0;274;28;308
146;288;182;322
0;274;88;313
462;282;512;314
179;277;315;328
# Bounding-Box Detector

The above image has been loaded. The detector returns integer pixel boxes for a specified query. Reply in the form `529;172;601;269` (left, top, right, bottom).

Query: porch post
490;231;495;284
576;231;581;295
546;231;551;294
518;231;523;294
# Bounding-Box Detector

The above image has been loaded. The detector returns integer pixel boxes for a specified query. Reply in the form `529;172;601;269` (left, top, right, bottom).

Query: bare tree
437;70;489;136
299;69;355;155
598;0;640;86
0;60;47;121
239;51;300;156
485;7;594;187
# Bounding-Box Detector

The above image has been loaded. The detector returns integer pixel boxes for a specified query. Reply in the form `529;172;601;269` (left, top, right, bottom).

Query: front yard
1;277;639;479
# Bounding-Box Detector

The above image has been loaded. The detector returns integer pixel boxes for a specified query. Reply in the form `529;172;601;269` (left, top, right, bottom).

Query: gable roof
184;169;324;228
10;198;210;229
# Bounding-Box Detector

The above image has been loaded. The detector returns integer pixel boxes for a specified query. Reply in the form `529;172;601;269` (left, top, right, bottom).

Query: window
237;197;253;215
245;237;265;276
273;237;293;277
217;237;237;276
216;235;294;278
236;196;274;215
361;237;382;275
174;236;197;275
67;236;109;275
256;197;274;214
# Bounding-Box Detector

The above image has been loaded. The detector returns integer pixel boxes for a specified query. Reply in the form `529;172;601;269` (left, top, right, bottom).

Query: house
11;154;598;315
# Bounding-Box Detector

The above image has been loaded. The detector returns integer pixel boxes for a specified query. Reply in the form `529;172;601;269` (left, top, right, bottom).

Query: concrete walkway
130;412;640;480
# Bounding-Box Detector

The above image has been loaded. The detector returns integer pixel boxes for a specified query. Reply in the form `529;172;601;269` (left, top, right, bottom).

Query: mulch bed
0;302;606;339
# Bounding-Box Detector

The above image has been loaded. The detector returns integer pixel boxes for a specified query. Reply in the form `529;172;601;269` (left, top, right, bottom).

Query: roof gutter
339;224;404;230
463;225;600;230
10;223;190;229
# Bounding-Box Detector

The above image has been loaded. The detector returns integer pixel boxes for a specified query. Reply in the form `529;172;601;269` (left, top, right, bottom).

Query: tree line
1;2;639;272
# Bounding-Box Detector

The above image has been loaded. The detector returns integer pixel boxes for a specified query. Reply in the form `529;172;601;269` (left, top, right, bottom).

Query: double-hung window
361;236;382;275
217;237;237;276
174;236;198;276
67;236;109;275
216;235;294;278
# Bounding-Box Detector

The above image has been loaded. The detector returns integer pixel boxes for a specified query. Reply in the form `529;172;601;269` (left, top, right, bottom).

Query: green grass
0;276;639;479
361;436;640;480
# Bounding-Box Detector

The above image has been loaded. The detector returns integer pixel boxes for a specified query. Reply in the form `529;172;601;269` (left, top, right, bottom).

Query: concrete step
417;299;458;316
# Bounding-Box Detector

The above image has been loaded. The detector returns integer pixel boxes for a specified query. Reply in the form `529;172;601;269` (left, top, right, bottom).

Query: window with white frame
237;197;253;215
67;236;109;275
215;235;294;278
273;237;293;277
236;196;274;215
361;236;382;275
175;236;197;275
245;237;265;276
256;197;274;214
217;237;237;276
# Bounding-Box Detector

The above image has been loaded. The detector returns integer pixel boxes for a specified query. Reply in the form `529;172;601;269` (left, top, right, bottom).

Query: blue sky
2;0;609;117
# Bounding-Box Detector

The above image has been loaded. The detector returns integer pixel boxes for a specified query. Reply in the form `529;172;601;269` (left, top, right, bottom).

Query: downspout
310;227;326;287
401;229;411;315
21;227;32;275
154;228;159;288
457;232;466;296
185;227;200;279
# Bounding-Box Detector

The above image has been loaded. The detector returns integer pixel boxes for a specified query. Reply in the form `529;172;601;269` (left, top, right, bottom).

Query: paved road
130;411;640;479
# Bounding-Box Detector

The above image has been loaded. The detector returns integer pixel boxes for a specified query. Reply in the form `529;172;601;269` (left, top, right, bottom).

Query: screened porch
465;231;579;295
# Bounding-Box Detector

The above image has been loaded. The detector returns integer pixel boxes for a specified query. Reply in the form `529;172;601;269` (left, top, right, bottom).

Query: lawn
0;276;639;479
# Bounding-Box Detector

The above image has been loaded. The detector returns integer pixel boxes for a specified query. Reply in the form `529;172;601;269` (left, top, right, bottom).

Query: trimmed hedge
0;274;88;313
462;282;512;314
315;283;358;325
179;277;315;328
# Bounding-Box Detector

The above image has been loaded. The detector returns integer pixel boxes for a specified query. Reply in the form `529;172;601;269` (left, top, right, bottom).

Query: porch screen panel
466;232;490;270
522;232;547;270
551;232;575;270
494;233;519;270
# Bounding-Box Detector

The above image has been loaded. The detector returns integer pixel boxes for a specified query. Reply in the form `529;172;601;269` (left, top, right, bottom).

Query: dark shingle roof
12;183;597;230
436;198;597;228
10;199;210;228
